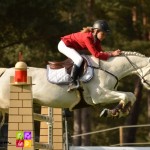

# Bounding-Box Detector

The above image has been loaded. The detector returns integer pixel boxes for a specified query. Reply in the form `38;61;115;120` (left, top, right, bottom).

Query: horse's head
141;57;150;90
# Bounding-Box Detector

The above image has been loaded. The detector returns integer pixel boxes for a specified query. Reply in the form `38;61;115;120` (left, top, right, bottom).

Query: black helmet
93;20;110;33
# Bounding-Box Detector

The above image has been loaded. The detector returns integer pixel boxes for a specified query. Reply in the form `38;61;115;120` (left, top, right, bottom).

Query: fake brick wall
40;107;63;150
8;77;35;150
8;76;63;150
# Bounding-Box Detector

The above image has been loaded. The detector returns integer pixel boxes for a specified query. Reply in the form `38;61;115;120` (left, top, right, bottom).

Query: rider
58;20;121;92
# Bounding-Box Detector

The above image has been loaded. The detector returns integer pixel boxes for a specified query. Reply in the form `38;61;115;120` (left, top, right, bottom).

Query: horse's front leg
100;101;132;118
98;89;136;118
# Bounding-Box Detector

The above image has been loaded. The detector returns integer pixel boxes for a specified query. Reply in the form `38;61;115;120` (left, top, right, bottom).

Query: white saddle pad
47;55;94;84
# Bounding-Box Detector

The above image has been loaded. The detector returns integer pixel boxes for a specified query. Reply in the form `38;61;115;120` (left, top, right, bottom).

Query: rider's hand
111;49;121;56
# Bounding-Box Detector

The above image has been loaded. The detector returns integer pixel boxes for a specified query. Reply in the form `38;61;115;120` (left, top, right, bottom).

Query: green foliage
0;0;150;67
0;0;67;67
0;0;150;146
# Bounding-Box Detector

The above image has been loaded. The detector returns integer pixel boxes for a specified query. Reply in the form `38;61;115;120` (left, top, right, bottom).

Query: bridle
122;53;150;87
88;54;150;89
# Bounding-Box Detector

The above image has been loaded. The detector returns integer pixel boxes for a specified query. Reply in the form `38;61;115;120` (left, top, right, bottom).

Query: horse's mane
89;51;146;63
121;51;146;57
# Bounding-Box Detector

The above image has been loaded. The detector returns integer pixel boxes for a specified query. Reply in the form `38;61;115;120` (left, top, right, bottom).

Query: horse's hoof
100;109;108;117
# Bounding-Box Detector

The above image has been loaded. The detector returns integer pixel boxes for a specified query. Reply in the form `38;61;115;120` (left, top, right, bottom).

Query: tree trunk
132;6;137;23
86;0;95;21
81;107;91;146
123;78;143;144
73;107;91;146
73;109;81;146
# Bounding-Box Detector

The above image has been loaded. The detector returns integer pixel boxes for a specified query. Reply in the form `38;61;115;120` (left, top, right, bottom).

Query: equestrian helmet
93;20;110;33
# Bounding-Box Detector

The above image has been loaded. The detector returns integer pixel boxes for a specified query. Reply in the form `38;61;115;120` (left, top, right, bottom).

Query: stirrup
67;81;79;92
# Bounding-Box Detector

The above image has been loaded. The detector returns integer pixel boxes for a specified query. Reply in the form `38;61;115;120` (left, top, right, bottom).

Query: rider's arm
84;37;111;60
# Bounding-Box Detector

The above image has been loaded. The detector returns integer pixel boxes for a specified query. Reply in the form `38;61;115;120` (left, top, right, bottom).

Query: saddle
47;55;94;84
47;56;93;110
48;57;88;77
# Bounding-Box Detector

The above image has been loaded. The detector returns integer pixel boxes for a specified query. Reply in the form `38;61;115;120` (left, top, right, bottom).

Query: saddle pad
47;55;94;84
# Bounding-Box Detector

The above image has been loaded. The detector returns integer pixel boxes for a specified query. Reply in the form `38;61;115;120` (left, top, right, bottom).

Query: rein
122;53;150;87
87;53;150;89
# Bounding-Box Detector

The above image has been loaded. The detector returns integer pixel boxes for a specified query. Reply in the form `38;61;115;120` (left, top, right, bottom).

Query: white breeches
58;40;83;67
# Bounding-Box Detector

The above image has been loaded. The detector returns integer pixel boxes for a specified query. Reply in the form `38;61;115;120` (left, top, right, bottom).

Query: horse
0;51;149;119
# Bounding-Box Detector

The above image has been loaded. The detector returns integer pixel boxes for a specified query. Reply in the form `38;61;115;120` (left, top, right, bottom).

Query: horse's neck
88;54;149;79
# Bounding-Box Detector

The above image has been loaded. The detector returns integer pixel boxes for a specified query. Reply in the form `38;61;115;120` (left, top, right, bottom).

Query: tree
0;0;150;146
73;108;91;146
0;0;67;67
123;78;143;144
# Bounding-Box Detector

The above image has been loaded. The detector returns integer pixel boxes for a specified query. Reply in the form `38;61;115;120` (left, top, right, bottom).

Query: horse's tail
0;111;5;129
0;68;7;77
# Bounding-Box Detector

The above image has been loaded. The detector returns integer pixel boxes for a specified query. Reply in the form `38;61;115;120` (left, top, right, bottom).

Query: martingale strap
87;60;119;89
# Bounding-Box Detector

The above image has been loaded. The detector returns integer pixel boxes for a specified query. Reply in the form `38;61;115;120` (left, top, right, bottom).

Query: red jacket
61;31;110;60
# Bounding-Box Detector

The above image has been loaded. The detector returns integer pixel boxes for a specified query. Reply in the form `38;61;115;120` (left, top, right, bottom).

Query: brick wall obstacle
7;61;63;150
38;107;64;150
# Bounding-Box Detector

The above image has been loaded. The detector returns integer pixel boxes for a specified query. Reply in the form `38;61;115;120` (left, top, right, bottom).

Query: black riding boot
67;64;80;92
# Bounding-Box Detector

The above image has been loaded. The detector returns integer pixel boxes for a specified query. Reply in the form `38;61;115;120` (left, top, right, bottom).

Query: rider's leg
68;64;80;91
58;41;83;91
